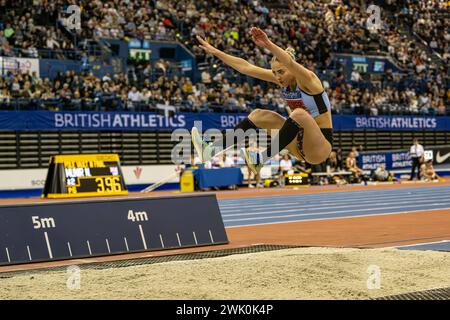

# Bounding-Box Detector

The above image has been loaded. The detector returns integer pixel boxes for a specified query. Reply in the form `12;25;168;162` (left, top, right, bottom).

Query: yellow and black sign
42;154;128;198
284;173;310;188
180;170;195;193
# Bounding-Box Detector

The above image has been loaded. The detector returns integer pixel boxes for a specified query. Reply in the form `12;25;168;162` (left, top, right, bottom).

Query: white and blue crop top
281;86;331;118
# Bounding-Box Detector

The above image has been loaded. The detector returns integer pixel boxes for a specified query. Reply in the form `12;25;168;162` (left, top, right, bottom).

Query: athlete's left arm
250;27;323;94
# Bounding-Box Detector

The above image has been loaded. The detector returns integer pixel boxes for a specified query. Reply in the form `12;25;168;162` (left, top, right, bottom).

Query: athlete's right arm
197;36;278;84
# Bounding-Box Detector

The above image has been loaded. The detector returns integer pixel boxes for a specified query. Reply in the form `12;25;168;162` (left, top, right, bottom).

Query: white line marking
218;185;449;204
87;240;92;255
221;197;449;216
209;230;214;243
222;188;439;202
159;234;165;248
219;193;440;211
225;207;450;228
124;237;129;252
220;192;426;211
219;190;440;205
223;202;450;221
387;240;450;249
193;231;198;245
176;233;182;247
27;246;32;261
44;232;53;259
67;242;73;257
5;248;10;263
139;225;148;250
106;239;111;253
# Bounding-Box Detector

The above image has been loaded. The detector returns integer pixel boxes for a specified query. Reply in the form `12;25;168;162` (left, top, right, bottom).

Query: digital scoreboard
128;39;151;62
42;154;128;198
284;173;310;187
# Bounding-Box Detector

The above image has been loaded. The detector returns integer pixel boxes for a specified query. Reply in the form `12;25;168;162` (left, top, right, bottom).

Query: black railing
0;129;449;169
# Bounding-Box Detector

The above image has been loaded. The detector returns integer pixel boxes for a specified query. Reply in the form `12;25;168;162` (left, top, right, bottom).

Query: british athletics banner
333;115;450;131
358;150;413;170
358;148;442;170
1;111;450;131
0;110;249;131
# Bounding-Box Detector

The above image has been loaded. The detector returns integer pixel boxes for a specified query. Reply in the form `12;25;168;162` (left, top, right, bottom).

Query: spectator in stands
351;146;360;161
221;152;235;168
358;144;364;153
350;70;362;84
420;160;439;182
371;164;393;182
201;70;212;87
326;151;339;173
409;138;424;180
0;88;11;104
280;154;293;176
346;151;363;182
3;23;14;41
211;155;222;168
71;90;82;110
247;140;262;188
293;159;309;175
335;148;344;171
0;30;7;47
325;151;346;185
127;86;141;110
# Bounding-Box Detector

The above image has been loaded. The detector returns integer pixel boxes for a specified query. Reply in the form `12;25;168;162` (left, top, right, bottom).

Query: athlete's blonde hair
271;47;296;63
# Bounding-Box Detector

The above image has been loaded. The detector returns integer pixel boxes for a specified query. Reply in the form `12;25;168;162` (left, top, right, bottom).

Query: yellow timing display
284;173;310;188
95;176;123;193
42;154;128;198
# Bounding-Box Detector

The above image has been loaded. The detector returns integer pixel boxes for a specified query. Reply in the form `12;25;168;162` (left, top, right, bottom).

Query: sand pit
1;247;450;300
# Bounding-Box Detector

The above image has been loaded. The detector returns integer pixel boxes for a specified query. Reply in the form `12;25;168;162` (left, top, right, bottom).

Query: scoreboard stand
0;154;230;265
42;154;128;198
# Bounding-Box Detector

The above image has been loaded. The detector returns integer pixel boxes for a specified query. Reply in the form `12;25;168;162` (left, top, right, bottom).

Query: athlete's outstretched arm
197;35;278;84
250;27;323;94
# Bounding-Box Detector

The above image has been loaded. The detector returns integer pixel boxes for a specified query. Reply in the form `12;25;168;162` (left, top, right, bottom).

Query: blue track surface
218;185;450;251
218;185;450;228
395;241;450;252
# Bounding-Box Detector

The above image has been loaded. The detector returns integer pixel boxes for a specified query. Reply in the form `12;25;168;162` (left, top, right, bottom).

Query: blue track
218;185;450;228
395;240;450;252
218;185;450;251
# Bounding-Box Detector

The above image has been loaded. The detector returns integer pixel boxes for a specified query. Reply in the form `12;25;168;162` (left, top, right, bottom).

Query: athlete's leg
193;108;294;162
248;109;303;159
192;114;258;162
289;109;332;165
255;109;332;169
194;108;316;167
247;108;285;129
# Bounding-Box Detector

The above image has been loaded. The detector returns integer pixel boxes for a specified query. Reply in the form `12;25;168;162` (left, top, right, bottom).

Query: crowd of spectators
0;0;449;115
0;66;284;112
74;0;426;68
326;69;449;116
1;1;447;70
0;0;76;59
72;0;449;77
1;66;449;115
398;0;449;63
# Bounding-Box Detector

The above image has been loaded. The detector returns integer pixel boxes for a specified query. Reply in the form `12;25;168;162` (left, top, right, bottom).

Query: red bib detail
286;99;310;113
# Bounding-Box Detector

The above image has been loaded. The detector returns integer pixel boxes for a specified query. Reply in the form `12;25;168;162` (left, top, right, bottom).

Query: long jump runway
220;185;450;227
222;183;450;251
0;181;449;273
